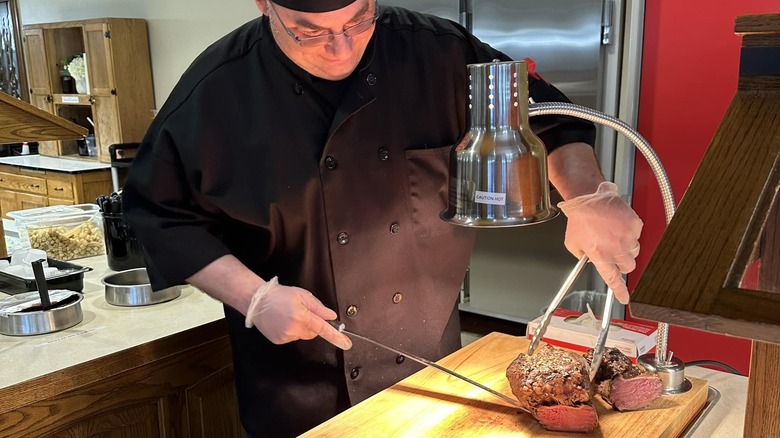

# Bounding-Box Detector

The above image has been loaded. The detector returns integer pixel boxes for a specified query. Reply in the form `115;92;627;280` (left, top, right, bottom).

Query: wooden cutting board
301;332;708;437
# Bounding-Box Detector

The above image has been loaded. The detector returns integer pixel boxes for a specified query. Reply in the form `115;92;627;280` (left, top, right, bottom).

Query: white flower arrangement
65;55;86;80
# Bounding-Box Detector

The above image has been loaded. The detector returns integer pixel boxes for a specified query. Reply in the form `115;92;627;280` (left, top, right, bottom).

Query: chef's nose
325;33;353;57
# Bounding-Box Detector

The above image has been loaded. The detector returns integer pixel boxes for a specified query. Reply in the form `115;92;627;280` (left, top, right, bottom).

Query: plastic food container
8;204;105;261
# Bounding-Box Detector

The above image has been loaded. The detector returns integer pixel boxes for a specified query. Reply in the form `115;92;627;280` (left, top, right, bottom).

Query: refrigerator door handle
602;0;614;45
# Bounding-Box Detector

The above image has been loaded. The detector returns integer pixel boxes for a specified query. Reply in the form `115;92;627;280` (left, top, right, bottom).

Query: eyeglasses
268;0;379;48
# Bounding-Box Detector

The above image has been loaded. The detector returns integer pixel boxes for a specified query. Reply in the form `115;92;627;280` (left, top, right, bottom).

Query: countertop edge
0;155;112;173
0;318;229;413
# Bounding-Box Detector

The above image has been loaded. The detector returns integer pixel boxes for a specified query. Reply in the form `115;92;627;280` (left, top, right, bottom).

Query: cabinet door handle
46;95;53;103
54;187;64;191
30;184;40;189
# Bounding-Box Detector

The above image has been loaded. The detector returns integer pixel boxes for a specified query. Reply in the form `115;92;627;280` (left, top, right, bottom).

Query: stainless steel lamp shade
441;60;558;227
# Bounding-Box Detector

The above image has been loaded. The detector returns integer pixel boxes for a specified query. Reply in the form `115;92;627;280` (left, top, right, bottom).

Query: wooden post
745;342;780;437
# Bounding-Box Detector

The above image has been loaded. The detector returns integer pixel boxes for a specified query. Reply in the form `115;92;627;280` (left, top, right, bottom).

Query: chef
122;0;643;436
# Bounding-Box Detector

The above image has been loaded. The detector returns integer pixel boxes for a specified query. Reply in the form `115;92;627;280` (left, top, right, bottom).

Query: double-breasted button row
392;292;403;304
350;367;360;379
366;73;377;86
337;223;398;245
293;83;304;95
378;147;389;161
324;156;337;169
346;305;358;317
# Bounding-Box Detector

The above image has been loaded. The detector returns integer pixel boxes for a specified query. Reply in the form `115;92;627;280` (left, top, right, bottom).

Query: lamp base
637;353;693;394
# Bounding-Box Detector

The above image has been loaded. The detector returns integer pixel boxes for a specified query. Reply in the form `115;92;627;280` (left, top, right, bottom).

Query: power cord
685;360;744;376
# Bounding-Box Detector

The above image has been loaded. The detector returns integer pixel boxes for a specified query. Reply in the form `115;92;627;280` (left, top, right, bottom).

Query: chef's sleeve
122;126;231;291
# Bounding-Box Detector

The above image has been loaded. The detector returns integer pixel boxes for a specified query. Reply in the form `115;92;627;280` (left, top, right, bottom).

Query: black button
378;147;389;161
337;232;349;245
346;305;358;316
390;223;400;234
392;293;402;304
350;367;360;379
293;84;304;95
325;156;338;169
366;73;377;85
396;355;405;364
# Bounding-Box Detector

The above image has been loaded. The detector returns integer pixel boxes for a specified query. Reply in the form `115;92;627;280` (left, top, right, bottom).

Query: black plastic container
0;257;92;295
102;213;145;271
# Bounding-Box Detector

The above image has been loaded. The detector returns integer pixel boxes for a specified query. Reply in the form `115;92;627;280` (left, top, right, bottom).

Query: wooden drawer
46;179;75;200
0;171;47;195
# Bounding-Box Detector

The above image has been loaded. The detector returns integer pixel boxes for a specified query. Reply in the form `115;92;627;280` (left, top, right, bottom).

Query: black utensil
31;259;51;310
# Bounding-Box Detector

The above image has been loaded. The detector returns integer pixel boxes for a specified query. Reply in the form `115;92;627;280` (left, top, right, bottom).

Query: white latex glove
557;182;643;305
244;277;352;350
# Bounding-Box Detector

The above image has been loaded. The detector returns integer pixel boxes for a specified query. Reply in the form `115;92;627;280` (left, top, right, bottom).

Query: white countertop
0;155;111;172
0;255;225;389
685;365;748;437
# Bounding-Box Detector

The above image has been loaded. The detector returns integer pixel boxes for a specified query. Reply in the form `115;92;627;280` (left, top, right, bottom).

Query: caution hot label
475;191;506;206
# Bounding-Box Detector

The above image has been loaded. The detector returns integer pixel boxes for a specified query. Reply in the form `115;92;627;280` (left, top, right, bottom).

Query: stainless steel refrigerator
382;0;628;323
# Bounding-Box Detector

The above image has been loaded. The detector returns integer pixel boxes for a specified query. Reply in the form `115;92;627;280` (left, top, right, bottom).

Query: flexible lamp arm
528;101;676;365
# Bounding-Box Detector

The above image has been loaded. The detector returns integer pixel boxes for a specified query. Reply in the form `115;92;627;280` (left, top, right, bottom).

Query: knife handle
328;319;346;332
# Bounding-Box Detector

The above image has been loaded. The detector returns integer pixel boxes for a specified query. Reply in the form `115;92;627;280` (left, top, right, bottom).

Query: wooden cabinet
0;163;113;218
21;18;154;163
0;321;243;437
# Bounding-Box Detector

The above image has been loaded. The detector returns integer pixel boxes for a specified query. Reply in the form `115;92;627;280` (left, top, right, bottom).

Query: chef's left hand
557;182;643;304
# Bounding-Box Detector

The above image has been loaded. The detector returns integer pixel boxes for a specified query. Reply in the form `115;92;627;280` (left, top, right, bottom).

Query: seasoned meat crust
506;344;593;409
584;347;640;381
506;344;598;432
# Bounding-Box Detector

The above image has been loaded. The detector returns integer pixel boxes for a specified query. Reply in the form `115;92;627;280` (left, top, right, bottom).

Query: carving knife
328;320;527;411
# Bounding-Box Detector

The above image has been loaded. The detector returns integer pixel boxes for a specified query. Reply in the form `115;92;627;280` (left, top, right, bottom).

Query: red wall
628;0;779;376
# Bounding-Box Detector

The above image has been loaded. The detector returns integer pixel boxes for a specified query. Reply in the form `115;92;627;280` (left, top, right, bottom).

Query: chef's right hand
244;277;352;350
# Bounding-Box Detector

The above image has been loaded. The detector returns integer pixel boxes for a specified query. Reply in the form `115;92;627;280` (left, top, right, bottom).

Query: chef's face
257;0;377;81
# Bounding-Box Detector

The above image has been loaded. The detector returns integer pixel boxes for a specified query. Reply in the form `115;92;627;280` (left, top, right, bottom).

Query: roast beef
506;344;599;433
584;347;664;411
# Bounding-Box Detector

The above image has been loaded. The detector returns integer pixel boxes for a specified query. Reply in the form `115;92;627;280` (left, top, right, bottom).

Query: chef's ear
255;0;270;15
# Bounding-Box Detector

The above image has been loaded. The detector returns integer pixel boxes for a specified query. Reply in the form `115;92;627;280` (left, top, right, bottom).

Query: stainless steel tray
681;386;722;437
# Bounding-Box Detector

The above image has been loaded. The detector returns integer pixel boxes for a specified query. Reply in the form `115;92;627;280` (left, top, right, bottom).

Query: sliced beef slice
585;347;663;411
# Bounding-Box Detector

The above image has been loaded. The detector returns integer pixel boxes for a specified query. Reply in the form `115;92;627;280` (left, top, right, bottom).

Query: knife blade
328;320;527;411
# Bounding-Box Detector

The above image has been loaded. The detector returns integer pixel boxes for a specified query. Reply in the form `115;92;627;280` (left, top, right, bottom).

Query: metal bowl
0;290;83;336
102;268;182;306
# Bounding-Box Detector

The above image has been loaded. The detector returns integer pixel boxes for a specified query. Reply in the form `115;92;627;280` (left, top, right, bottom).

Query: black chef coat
122;6;595;437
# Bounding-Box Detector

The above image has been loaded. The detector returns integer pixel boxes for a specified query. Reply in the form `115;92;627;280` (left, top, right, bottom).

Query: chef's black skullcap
273;0;358;12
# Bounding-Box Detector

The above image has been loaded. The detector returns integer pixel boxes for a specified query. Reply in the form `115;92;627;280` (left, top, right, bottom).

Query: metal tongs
527;255;615;381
